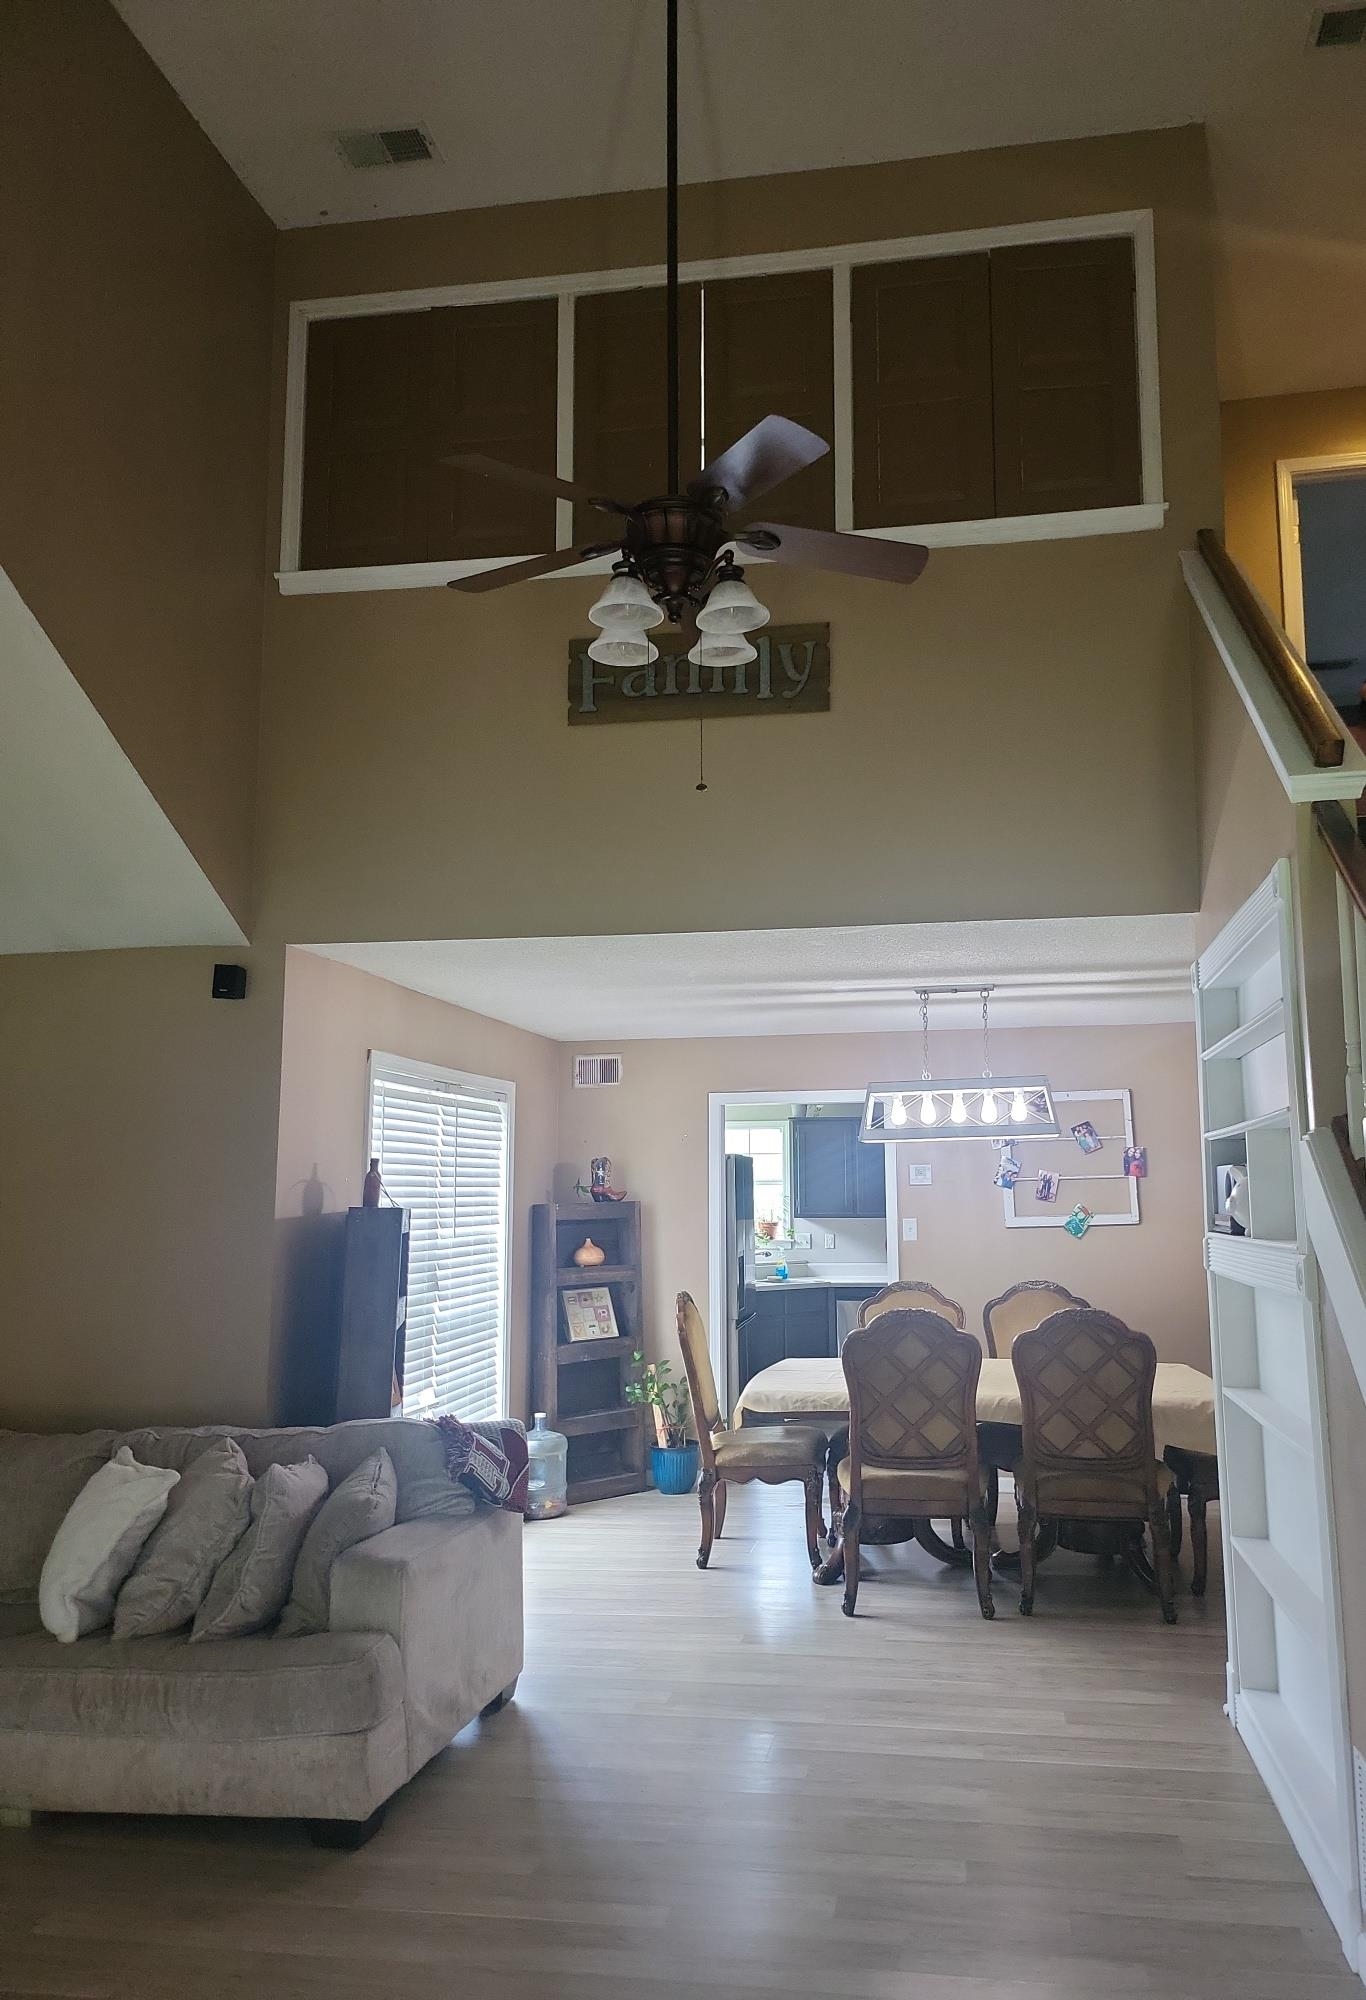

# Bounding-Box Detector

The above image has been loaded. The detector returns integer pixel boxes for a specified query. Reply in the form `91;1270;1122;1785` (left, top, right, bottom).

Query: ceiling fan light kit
442;0;930;674
586;632;660;668
688;632;757;670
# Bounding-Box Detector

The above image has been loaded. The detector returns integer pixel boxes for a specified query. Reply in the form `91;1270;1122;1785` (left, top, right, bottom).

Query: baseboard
1238;1692;1358;1963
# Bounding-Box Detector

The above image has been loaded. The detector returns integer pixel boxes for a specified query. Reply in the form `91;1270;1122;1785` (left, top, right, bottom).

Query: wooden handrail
1197;528;1346;769
1315;799;1366;923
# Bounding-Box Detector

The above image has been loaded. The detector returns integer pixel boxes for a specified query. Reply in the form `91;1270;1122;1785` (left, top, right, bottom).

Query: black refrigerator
723;1152;756;1416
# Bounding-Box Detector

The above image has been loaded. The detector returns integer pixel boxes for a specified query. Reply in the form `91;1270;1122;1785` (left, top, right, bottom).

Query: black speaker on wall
212;963;248;1000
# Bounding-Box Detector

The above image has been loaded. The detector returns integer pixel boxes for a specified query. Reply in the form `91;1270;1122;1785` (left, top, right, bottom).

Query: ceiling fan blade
446;545;617;594
442;452;631;516
691;416;830;510
739;522;930;586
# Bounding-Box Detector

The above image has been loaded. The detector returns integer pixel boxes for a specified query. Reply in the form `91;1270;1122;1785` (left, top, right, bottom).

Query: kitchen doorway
707;1089;898;1414
1276;454;1366;720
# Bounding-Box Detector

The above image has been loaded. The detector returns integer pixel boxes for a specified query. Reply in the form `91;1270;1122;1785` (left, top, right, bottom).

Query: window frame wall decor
1001;1088;1141;1229
279;208;1164;596
365;1051;515;1424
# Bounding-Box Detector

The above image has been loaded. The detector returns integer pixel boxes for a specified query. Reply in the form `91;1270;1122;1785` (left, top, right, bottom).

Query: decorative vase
651;1442;700;1495
573;1237;606;1268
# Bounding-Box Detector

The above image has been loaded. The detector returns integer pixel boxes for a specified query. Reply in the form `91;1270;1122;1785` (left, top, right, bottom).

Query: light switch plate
902;1217;918;1242
906;1163;932;1187
823;1232;837;1249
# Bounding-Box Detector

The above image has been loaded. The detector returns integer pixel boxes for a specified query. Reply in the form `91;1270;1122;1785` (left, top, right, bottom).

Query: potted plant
625;1352;699;1494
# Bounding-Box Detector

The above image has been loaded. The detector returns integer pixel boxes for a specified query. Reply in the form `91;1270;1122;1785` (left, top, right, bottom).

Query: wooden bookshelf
530;1200;646;1504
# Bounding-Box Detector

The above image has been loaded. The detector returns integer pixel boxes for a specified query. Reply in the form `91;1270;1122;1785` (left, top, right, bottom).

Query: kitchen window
725;1122;790;1232
367;1053;513;1422
280;209;1162;593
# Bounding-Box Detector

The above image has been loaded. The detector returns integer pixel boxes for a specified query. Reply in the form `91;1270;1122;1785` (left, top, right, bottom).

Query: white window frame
724;1116;793;1231
278;208;1164;597
365;1050;515;1420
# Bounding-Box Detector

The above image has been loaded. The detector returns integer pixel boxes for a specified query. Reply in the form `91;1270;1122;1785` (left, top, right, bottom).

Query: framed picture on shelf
562;1286;621;1343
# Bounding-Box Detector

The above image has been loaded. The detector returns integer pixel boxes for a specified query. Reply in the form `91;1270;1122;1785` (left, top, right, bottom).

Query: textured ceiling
311;913;1197;1043
113;0;1366;398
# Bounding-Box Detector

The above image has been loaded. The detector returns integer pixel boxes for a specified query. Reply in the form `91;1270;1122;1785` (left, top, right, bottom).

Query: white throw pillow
39;1447;180;1644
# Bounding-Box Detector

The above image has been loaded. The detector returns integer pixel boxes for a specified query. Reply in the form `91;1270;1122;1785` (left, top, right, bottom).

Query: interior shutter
989;236;1142;517
702;269;835;529
301;310;433;569
573;284;701;540
427;297;559;560
851;253;995;528
369;1062;510;1423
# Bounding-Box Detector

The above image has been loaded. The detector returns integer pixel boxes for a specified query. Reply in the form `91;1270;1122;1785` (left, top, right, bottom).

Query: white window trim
365;1050;515;1420
278;208;1165;595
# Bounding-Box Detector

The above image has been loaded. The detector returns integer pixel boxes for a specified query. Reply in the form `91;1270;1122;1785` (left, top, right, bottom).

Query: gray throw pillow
113;1438;253;1639
190;1458;328;1642
276;1448;397;1638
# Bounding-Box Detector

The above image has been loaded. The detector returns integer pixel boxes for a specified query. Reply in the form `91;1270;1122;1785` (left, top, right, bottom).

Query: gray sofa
0;1418;523;1843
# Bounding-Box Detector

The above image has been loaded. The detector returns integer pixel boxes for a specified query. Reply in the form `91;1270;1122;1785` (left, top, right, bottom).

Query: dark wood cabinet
792;1118;885;1219
739;1281;882;1391
531;1200;647;1504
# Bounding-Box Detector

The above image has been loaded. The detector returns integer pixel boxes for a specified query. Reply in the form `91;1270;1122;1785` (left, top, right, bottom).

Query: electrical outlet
906;1163;932;1187
902;1217;918;1242
823;1231;836;1250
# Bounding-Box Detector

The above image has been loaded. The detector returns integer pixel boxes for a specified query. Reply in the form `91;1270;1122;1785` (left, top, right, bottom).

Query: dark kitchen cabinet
792;1118;885;1219
738;1282;880;1391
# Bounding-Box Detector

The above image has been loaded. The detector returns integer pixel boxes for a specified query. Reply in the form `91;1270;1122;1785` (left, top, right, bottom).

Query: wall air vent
335;126;438;170
574;1055;623;1089
1312;5;1366;46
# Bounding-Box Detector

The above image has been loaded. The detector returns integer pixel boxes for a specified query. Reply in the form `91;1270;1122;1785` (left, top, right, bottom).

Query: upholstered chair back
675;1293;724;1467
1012;1310;1157;1489
856;1280;966;1333
841;1309;982;1478
982;1280;1091;1358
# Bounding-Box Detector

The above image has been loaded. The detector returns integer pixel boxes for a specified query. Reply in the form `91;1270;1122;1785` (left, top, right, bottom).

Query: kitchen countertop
753;1272;889;1289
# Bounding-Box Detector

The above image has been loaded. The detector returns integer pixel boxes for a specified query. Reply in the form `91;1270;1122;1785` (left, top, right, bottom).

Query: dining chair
856;1280;966;1333
981;1279;1091;1358
1011;1309;1177;1624
836;1308;994;1620
675;1293;829;1572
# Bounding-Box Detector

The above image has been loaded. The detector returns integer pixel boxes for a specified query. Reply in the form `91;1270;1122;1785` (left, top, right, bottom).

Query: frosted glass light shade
587;633;659;667
696;575;769;634
688;634;757;669
588;572;662;630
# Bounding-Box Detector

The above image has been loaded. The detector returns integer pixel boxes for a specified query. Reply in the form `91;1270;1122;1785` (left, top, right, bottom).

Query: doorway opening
1277;455;1366;726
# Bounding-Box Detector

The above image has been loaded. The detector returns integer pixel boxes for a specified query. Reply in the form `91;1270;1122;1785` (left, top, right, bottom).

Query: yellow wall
257;126;1220;946
0;947;286;1431
557;1023;1209;1383
1222;387;1366;619
0;2;274;927
274;949;561;1421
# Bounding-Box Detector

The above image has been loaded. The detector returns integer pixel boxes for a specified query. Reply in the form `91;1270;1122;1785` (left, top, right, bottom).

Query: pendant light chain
919;989;932;1082
980;987;993;1080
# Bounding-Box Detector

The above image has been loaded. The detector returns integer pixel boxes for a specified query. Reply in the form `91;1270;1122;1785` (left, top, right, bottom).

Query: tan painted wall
274;949;560;1421
0;2;275;927
556;1024;1208;1384
257;126;1219;945
1222;387;1366;620
0;947;286;1432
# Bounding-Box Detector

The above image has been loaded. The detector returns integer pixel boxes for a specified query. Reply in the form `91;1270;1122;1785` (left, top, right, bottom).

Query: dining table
733;1356;1218;1579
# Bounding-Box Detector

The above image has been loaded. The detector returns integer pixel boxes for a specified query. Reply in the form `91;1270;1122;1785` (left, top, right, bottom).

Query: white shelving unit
1195;864;1357;1954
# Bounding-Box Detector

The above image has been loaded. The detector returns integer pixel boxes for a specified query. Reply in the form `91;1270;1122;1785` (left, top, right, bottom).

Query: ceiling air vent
574;1054;623;1089
1312;5;1366;46
335;125;438;170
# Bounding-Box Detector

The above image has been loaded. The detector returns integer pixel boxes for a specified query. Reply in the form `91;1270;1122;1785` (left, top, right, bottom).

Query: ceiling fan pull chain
695;717;708;792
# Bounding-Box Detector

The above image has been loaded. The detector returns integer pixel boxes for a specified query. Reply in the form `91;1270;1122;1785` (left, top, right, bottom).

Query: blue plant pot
651;1443;700;1495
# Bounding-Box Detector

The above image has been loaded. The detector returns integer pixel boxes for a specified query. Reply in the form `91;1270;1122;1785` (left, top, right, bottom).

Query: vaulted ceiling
114;0;1366;401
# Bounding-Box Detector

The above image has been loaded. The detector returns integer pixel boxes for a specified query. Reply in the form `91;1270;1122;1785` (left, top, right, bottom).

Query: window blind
368;1059;510;1423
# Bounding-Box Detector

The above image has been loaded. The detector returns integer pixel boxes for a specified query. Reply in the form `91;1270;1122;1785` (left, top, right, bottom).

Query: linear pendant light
859;989;1059;1144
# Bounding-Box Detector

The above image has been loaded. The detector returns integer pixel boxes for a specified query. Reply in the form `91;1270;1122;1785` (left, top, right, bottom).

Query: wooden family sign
567;623;830;726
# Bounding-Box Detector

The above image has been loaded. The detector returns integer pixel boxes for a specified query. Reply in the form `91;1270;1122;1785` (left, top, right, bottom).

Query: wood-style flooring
0;1483;1359;1999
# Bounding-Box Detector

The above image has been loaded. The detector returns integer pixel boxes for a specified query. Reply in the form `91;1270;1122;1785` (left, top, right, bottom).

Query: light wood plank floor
1;1484;1359;1999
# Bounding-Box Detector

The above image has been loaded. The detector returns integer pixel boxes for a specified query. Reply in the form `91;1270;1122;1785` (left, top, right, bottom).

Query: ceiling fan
444;0;929;668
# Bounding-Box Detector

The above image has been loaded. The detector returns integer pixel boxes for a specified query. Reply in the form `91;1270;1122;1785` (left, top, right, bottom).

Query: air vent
335;125;438;170
1312;5;1366;46
574;1054;623;1089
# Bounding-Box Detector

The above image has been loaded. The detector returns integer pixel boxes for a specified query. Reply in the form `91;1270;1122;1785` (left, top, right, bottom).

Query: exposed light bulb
950;1090;968;1126
980;1089;998;1124
888;1094;908;1128
918;1091;937;1126
1010;1089;1028;1124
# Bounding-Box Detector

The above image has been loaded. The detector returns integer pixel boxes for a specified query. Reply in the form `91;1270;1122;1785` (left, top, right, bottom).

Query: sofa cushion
0;1624;403;1739
0;1429;120;1602
277;1449;397;1639
114;1439;254;1639
192;1459;328;1642
39;1449;181;1643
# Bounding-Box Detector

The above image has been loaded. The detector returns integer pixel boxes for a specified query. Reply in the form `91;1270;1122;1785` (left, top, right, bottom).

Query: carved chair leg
713;1477;727;1540
969;1499;995;1621
696;1468;716;1570
802;1471;825;1572
841;1502;862;1617
1150;1503;1179;1625
1189;1489;1209;1598
949;1515;967;1552
1017;1498;1037;1616
1166;1481;1184;1563
813;1539;845;1586
985;1465;1000;1528
826;1433;846;1546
